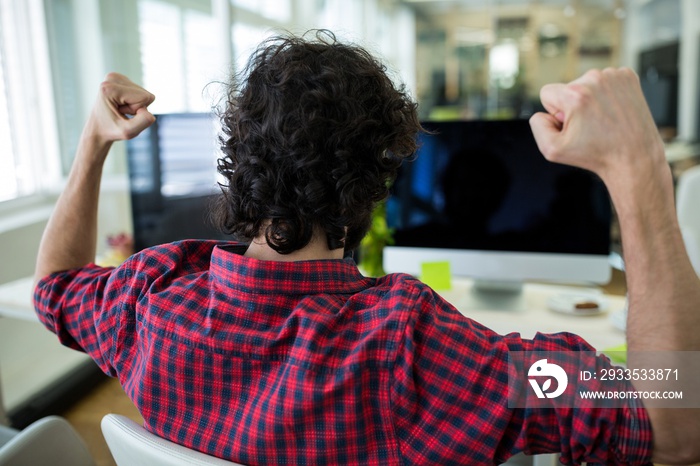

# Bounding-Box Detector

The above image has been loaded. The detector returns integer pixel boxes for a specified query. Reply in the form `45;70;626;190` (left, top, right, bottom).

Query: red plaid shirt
34;240;652;465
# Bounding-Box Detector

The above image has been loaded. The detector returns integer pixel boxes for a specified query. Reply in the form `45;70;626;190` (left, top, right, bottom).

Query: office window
316;0;364;39
232;0;291;23
0;0;60;202
232;23;275;74
0;46;18;202
138;0;222;113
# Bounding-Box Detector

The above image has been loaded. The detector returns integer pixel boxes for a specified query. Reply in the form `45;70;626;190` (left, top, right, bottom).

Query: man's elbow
651;408;700;465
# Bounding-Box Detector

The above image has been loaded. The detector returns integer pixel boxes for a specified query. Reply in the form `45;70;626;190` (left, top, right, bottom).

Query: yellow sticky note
601;343;627;364
420;261;452;290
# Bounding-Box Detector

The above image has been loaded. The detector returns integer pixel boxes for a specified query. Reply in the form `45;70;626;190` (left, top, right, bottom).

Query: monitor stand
463;279;527;312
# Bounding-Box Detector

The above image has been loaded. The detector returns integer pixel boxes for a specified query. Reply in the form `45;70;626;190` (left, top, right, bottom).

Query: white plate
547;293;609;316
609;298;628;331
609;309;627;331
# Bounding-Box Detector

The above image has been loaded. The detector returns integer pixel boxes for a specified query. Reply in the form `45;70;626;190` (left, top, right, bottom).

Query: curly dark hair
212;30;422;254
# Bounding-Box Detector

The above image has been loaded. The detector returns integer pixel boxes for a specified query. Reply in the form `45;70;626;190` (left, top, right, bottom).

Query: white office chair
101;414;246;466
677;164;700;276
0;415;96;466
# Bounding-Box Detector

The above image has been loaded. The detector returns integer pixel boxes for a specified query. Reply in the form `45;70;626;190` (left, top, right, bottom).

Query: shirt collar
210;243;374;295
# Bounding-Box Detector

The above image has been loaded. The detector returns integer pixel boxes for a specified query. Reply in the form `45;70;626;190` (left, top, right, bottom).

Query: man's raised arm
530;67;700;464
34;73;155;284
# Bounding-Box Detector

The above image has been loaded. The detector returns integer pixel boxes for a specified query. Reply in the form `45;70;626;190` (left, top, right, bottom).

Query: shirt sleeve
32;240;227;378
33;263;132;377
390;282;653;466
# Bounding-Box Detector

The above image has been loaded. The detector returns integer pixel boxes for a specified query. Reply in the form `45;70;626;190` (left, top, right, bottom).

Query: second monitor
383;119;612;290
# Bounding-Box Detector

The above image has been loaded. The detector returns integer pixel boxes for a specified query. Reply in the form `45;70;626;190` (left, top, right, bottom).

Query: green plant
358;201;393;277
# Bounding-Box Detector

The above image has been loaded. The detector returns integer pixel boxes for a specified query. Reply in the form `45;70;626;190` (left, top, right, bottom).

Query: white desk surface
0;277;92;420
0;276;37;322
438;279;626;351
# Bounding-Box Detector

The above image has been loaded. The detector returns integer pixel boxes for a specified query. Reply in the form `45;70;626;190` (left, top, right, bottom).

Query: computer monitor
638;41;679;130
383;119;612;298
126;113;229;251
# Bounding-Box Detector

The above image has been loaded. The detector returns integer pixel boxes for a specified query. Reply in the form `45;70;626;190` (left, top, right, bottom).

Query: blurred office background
2;0;699;279
1;0;699;280
1;0;699;445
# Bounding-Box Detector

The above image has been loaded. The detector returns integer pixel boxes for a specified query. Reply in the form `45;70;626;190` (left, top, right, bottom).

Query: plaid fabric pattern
34;240;652;465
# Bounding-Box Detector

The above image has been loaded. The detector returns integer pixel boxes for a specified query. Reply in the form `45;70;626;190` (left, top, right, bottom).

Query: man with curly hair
33;30;700;465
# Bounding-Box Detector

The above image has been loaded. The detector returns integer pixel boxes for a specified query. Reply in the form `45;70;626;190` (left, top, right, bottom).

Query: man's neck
244;232;344;262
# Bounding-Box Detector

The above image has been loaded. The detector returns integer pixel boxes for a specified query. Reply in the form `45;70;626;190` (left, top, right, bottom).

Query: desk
0;277;92;426
0;277;38;322
439;279;626;350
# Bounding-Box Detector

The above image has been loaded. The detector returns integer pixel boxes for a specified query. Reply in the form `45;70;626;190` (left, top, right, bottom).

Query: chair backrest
0;416;95;466
101;414;246;466
677;164;700;275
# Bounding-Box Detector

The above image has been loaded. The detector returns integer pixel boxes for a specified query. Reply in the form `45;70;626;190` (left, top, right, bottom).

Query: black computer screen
386;119;611;255
638;41;679;129
126;113;229;251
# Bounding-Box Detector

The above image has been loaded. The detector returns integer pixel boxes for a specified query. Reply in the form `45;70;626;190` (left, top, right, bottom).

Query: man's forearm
530;68;700;463
610;162;700;352
34;73;155;285
34;125;112;283
607;161;700;464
